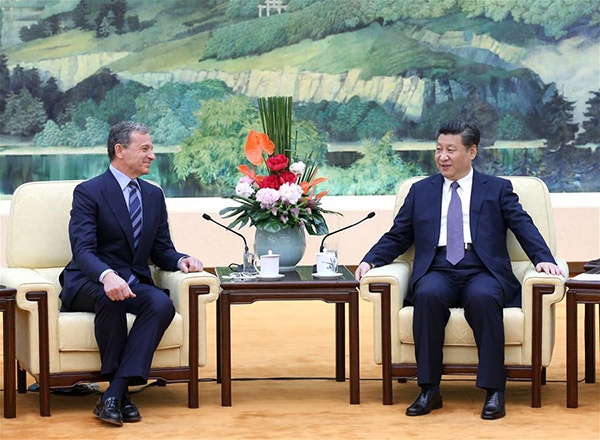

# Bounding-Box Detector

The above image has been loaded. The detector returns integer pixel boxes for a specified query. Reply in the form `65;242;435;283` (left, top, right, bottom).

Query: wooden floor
1;298;599;439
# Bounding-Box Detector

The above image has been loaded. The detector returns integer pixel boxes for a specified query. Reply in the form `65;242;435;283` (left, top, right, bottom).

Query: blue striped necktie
446;181;464;265
128;180;142;250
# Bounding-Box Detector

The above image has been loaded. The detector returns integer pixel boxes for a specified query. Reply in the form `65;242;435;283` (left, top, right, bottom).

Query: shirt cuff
99;269;116;283
177;256;188;270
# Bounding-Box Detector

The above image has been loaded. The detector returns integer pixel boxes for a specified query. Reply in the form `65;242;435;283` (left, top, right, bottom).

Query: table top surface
216;265;358;288
566;266;600;290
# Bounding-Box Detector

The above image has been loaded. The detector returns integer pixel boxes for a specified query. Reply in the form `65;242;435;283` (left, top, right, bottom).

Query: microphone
319;212;376;252
202;213;248;253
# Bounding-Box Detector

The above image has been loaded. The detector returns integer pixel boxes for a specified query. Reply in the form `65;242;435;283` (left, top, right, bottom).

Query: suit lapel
428;174;444;243
138;179;157;251
101;169;135;253
469;169;490;242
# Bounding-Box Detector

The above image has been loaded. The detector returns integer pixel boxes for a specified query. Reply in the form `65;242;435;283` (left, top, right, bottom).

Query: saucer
257;273;285;280
312;272;343;279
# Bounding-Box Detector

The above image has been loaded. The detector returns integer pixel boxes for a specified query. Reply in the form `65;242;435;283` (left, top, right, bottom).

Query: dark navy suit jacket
363;170;556;307
59;169;186;310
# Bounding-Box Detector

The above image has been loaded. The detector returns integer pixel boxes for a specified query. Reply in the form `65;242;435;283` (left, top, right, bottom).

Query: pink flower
238;176;254;185
256;188;280;209
266;154;288;172
290;207;300;216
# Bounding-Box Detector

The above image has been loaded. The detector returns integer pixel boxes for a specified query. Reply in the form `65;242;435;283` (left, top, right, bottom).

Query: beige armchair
0;180;220;417
359;176;567;407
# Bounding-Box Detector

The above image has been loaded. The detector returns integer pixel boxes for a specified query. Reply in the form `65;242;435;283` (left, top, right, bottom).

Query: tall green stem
258;96;294;162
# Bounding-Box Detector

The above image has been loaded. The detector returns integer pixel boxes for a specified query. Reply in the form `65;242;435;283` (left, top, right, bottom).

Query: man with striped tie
59;121;203;426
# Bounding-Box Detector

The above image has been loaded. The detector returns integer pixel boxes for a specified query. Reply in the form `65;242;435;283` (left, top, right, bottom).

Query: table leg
335;303;345;382
220;294;232;406
17;363;27;393
216;297;221;384
584;303;596;383
566;291;578;408
349;290;360;404
1;293;16;418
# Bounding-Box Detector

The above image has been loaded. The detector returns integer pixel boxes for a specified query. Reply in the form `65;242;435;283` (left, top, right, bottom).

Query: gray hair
107;121;149;160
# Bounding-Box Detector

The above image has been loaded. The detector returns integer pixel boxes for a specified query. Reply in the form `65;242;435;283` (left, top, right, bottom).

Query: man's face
114;131;155;178
435;133;477;181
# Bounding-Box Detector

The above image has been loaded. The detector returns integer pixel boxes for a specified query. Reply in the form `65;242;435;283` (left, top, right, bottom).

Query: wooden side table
565;268;600;408
0;286;17;418
215;266;360;406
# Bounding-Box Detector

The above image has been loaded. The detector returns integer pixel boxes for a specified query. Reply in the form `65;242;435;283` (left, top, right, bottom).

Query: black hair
436;120;480;148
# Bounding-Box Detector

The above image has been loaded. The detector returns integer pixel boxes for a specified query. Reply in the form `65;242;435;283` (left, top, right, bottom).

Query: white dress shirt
437;167;473;247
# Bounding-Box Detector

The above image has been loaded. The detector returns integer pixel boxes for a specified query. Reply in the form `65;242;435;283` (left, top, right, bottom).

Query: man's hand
354;261;372;281
179;256;203;273
102;272;136;301
535;262;566;277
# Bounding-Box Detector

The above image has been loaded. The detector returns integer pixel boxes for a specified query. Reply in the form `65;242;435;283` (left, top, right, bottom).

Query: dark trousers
69;280;175;385
412;248;506;391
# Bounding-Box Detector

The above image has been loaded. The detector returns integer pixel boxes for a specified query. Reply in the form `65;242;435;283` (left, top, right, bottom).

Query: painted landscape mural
0;0;599;197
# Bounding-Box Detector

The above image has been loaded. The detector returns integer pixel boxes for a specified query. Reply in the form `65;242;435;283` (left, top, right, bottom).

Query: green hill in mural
1;0;599;194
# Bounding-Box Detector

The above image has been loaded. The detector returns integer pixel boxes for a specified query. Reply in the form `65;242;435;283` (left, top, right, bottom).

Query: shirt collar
443;167;473;192
109;164;137;192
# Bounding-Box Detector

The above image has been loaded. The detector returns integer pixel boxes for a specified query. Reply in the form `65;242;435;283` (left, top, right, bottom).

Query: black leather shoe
93;396;123;426
481;390;506;420
406;389;443;416
121;392;142;422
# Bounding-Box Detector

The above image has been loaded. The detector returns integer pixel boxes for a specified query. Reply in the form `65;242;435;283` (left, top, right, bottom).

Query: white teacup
254;250;280;277
316;251;338;276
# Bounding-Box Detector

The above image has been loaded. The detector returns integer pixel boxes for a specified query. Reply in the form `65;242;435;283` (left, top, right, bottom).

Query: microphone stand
202;213;249;253
319;212;376;252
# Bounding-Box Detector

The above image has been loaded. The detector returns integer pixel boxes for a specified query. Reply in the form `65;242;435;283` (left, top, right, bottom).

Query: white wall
5;194;593;268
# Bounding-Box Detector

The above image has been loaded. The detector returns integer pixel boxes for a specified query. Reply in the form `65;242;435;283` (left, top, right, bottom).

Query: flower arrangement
220;96;338;235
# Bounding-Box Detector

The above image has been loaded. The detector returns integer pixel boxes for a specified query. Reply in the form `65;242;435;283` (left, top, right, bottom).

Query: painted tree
543;90;578;151
73;0;90;30
9;65;25;94
1;89;47;136
0;54;10;112
111;0;128;35
41;77;61;120
541;90;580;190
577;91;600;146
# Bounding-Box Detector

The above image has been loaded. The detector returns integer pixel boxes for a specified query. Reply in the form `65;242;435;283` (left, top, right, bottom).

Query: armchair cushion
398;307;524;346
58;312;183;352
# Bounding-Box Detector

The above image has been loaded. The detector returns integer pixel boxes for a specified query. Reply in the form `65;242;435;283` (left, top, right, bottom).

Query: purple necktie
446;181;464;265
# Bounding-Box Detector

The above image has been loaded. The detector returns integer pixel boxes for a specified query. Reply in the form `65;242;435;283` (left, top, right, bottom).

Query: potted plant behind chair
220;96;339;271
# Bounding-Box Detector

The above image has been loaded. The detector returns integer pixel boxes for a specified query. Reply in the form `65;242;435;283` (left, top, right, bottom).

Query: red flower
266;154;288;172
259;174;281;190
279;171;297;185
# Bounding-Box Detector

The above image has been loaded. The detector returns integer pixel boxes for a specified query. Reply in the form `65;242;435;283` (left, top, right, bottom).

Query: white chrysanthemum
279;182;303;205
235;181;255;198
289;161;306;175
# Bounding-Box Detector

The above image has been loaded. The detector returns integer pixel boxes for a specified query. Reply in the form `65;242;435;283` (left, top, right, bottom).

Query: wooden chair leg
370;283;393;405
531;284;554;408
17;363;27;393
26;291;51;416
541;366;547;385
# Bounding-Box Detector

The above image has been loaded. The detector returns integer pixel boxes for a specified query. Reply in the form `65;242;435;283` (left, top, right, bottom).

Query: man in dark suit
60;121;203;426
355;121;564;419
